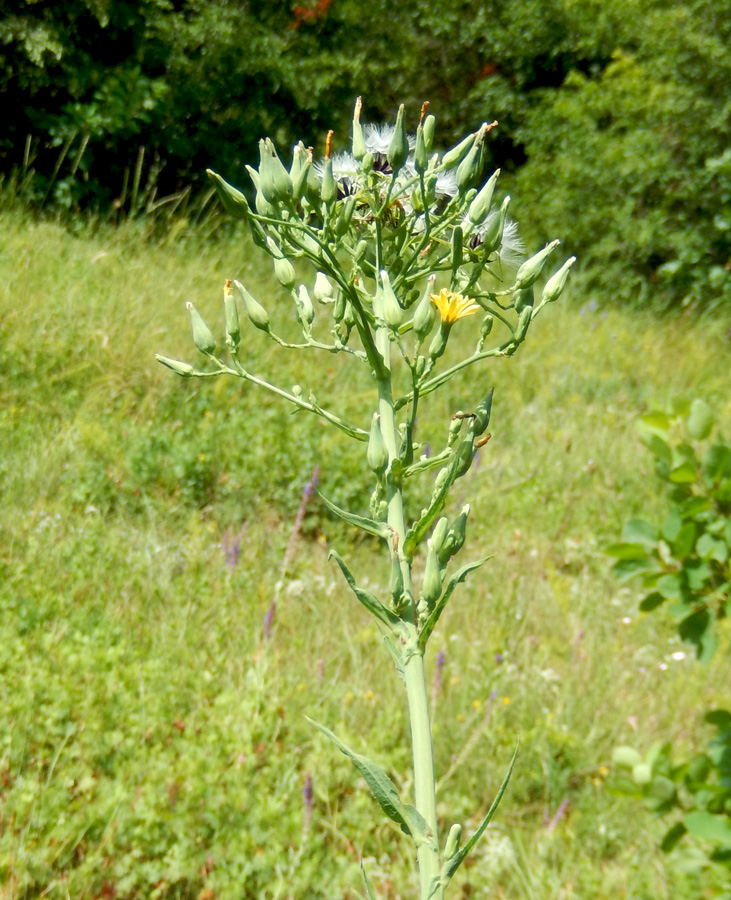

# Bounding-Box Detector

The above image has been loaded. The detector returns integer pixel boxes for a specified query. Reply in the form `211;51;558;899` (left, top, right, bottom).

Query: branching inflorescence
157;98;575;900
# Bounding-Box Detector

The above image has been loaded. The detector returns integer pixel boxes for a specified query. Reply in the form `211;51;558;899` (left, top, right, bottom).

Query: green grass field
1;209;730;899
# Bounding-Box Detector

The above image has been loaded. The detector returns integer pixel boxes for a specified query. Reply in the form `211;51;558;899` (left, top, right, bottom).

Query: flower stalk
158;99;573;900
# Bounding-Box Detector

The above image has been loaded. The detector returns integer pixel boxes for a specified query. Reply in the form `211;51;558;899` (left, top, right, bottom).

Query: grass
1;208;730;899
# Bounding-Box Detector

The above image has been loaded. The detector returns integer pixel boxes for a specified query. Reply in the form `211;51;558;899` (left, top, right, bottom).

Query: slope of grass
1;210;729;899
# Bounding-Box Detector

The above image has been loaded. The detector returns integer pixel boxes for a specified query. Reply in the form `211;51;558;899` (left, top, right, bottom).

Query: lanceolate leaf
328;549;401;631
361;861;380;900
418;556;492;652
319;492;391;540
441;743;519;883
684;810;731;846
305;716;428;844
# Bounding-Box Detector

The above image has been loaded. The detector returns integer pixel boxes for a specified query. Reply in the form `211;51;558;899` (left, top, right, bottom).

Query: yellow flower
430;288;480;324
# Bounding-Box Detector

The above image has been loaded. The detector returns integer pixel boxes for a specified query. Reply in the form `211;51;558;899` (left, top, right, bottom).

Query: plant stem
375;321;441;900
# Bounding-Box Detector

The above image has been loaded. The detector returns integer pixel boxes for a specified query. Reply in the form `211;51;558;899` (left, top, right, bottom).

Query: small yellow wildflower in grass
502;697;511;705
430;288;480;324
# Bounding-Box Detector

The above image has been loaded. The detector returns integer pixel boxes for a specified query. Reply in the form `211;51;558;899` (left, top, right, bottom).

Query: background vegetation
2;0;731;310
1;210;730;898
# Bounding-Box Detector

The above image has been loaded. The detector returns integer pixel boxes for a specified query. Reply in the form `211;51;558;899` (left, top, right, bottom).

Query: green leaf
662;509;683;542
319;492;391;540
639;591;666;612
361;861;380;900
656;573;683;600
673;522;697;559
644;775;677;811
613;557;661;582
305;716;428;843
696;534;728;563
704;444;731;482
678;608;718;663
418;556;492;651
643;433;672;464
661;821;688;853
328;549;401;631
687;399;714;440
698;629;719;666
705;709;731;729
622;518;658;547
639;411;671;435
685;560;711;591
684;811;731;846
681;496;712;518
669;462;698;484
613;746;643;768
441;743;518;883
606;542;652;560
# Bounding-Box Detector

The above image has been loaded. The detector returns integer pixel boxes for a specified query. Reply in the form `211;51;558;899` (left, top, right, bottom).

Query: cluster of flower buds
158;98;574;632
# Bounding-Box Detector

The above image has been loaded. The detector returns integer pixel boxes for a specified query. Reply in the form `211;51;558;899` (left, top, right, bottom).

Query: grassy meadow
1;208;730;899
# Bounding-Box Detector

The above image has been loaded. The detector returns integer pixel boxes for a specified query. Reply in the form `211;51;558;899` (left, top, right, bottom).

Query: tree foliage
2;0;730;309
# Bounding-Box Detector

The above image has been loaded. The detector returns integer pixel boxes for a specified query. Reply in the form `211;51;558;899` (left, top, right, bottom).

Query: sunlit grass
0;211;729;899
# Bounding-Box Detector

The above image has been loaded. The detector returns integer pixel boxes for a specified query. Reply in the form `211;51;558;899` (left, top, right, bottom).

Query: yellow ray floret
430;288;480;324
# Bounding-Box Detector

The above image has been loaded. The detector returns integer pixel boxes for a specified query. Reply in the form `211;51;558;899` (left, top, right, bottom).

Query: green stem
374;322;440;900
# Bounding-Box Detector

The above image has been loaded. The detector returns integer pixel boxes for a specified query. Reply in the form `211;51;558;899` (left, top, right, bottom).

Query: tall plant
157;99;574;899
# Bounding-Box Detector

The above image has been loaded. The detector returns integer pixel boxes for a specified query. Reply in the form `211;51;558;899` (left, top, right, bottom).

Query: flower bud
156;354;194;377
513;240;560;291
432;467;450;498
468;169;500;226
423;114;436;152
473;387;494;436
415;124;428;174
481;196;510;255
305;158;322;206
206;170;251;220
361;152;374;174
431;517;449;557
258;138;292;204
335;194;357;237
449;503;470;556
352;97;366;161
223;280;240;347
320;158;337;205
514;305;532;342
412;276;437;342
233;280;270;332
429;324;449;362
381;270;404;330
274;256;296;290
441;131;476;169
248;216;268;250
541;256;577;304
186;302;216;355
354;239;368;262
415;355;426;378
296;284;315;328
480;315;494;339
367;413;389;473
387;104;409;175
456;125;486;192
313;272;334;303
513;286;534;313
454;435;476;478
246;164;275;218
290;142;311;201
333;291;346;322
451;225;463;272
444;823;462;859
390;554;404;601
421;540;443;609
